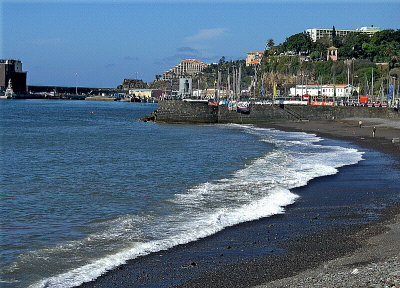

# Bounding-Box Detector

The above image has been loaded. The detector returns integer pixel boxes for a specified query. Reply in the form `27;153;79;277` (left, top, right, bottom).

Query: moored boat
0;79;16;99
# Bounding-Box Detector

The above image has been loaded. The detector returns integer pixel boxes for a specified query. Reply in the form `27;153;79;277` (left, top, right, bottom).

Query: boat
0;79;16;99
236;101;250;113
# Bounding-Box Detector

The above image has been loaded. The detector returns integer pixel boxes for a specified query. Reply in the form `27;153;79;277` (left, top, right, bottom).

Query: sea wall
156;100;219;123
156;100;400;124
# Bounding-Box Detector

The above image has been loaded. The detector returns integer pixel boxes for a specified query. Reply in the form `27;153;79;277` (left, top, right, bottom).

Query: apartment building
289;84;356;98
305;26;380;42
162;59;208;80
246;52;263;66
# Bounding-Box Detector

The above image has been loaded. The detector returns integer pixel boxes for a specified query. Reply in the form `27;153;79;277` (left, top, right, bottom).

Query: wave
28;125;363;288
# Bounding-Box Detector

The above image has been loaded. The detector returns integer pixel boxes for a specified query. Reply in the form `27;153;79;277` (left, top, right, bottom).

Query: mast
371;67;374;102
227;68;231;100
232;67;236;99
237;65;242;100
253;66;257;99
217;70;221;102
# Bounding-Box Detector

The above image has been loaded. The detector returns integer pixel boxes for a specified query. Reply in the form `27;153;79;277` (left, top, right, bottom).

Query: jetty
155;100;400;124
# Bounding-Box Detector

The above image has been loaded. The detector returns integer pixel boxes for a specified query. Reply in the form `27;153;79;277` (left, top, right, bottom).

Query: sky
1;0;400;88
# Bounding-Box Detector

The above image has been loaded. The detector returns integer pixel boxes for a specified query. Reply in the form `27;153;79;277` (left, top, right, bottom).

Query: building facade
0;59;27;94
305;26;380;42
128;89;162;100
162;59;208;80
327;46;338;61
289;84;356;98
246;52;264;66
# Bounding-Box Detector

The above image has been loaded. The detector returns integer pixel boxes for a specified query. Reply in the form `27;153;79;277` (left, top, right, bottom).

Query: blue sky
1;0;400;88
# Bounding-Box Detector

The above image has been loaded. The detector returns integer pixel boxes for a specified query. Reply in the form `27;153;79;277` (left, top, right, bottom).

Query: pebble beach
77;117;400;288
255;118;400;288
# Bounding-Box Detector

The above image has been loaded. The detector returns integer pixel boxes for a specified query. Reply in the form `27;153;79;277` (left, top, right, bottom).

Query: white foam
30;188;298;288
29;125;364;288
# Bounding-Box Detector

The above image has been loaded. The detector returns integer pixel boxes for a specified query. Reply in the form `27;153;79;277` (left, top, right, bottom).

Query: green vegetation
255;29;400;96
266;29;400;65
148;28;399;98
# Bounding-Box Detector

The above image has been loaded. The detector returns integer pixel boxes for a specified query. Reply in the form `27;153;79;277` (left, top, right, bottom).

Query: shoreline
257;118;400;158
79;119;400;288
251;119;400;287
177;203;400;288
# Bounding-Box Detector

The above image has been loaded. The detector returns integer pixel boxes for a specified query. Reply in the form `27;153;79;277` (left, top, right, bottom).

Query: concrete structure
0;59;27;94
246;52;263;66
162;59;208;80
290;84;356;98
305;26;380;42
157;100;399;124
327;46;338;61
178;78;192;97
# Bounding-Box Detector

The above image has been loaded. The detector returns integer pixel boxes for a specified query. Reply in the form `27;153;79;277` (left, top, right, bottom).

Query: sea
0;99;398;288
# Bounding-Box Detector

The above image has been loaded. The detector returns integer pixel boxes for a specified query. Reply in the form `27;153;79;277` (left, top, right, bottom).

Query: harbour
1;99;399;288
2;1;400;287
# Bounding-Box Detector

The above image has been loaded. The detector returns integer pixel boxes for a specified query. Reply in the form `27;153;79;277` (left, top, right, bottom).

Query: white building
162;59;208;80
289;84;356;98
356;26;381;36
305;26;380;42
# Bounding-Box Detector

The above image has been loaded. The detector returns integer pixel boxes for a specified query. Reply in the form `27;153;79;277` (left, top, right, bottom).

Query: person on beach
373;126;376;137
359;120;362;128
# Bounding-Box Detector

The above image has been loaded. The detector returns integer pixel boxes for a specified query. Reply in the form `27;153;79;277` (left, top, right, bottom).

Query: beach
260;118;400;158
78;118;400;288
253;118;400;288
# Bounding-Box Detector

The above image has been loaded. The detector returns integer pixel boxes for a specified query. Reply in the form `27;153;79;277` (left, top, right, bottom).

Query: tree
219;56;226;65
332;25;340;47
310;51;320;61
282;33;312;54
266;38;275;50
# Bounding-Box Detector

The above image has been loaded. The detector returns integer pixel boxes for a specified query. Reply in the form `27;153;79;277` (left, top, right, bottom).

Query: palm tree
266;39;275;50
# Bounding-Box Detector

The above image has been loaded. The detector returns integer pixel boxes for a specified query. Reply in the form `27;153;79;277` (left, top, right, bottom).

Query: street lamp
75;73;78;95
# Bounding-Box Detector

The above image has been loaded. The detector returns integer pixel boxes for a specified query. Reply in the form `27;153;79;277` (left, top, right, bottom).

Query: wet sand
79;118;400;288
258;118;400;158
253;118;400;288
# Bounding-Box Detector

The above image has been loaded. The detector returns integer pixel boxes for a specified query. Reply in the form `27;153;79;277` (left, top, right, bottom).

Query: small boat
236;101;250;113
208;100;219;106
131;96;141;102
227;101;237;111
0;79;15;99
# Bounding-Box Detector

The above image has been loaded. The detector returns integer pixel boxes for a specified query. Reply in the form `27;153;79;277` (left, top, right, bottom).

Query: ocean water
0;100;366;288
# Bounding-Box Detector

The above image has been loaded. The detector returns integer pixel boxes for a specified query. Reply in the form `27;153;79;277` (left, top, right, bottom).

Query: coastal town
2;5;400;286
1;25;400;109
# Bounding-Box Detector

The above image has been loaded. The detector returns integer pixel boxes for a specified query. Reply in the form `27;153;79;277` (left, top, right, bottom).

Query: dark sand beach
79;118;400;288
261;118;400;158
253;118;400;288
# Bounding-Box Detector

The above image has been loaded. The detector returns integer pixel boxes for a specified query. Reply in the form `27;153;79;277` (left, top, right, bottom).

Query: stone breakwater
156;100;400;124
